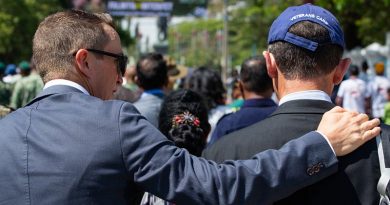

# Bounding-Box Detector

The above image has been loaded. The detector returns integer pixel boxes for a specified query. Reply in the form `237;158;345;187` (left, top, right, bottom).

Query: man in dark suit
0;9;380;205
208;55;277;146
203;4;383;205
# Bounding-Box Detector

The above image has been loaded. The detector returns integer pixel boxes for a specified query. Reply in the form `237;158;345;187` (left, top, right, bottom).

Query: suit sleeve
118;103;338;205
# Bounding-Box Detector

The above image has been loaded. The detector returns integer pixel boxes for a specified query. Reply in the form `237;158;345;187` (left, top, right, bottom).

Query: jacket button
307;167;314;176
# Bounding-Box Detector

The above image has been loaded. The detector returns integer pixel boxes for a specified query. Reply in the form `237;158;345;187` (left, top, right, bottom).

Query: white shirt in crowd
368;75;390;118
337;78;368;113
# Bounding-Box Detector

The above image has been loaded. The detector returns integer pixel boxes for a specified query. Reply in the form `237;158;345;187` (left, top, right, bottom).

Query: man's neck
276;78;333;100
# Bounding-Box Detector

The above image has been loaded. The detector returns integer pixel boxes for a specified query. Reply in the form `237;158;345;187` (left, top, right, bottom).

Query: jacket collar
26;85;84;106
271;99;335;117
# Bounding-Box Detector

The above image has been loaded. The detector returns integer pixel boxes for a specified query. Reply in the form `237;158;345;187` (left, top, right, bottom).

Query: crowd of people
335;61;390;123
0;60;43;117
0;3;386;205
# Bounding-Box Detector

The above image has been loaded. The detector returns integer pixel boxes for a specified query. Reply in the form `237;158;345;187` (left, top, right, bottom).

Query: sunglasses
86;48;128;76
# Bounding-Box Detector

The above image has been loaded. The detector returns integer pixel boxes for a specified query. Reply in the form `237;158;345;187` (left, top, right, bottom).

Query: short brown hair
268;21;343;80
32;10;115;83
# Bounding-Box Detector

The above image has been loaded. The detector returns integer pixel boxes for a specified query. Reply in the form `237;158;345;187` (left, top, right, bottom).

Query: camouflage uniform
0;80;11;106
0;105;12;119
10;73;43;109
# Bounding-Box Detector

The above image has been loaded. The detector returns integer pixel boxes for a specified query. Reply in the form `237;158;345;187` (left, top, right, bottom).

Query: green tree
0;0;133;64
316;0;390;48
168;19;223;67
0;0;63;63
170;0;390;68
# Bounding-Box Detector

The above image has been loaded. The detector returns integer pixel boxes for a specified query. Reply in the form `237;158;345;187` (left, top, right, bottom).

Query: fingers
362;127;381;142
354;113;369;123
360;118;380;131
360;118;381;141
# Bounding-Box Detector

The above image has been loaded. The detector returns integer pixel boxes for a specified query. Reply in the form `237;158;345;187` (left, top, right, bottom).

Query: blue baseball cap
267;3;345;51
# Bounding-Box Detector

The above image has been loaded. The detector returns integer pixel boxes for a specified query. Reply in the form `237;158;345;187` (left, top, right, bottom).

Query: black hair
361;60;368;72
184;66;226;110
240;55;272;94
269;21;343;80
349;65;359;76
159;89;210;156
136;52;168;90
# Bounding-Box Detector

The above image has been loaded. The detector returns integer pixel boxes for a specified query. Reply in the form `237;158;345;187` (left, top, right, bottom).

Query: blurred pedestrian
0;61;12;106
208;56;277;146
133;52;168;127
184;66;232;143
336;65;370;113
3;64;20;85
367;61;390;119
9;60;43;109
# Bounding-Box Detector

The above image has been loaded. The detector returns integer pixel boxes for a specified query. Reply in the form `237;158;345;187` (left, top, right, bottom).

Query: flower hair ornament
172;111;200;128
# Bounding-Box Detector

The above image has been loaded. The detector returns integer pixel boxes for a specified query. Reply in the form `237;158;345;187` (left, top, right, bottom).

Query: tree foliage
169;0;390;68
0;0;133;64
168;19;223;67
0;0;63;63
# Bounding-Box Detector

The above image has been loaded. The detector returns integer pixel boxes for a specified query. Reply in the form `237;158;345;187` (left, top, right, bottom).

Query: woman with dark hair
140;89;210;205
184;66;232;143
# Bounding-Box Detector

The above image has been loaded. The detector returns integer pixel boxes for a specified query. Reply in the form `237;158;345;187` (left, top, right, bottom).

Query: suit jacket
203;99;381;205
133;92;163;127
208;98;277;146
0;86;338;205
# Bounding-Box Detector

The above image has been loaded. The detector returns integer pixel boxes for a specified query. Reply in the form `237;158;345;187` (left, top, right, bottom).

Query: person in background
184;66;232;143
359;60;370;83
113;65;141;103
3;64;20;85
208;56;277;146
123;65;140;93
141;89;210;205
368;61;390;120
336;65;370;114
9;60;43;109
133;52;168;127
0;61;12;106
228;78;244;111
165;56;188;93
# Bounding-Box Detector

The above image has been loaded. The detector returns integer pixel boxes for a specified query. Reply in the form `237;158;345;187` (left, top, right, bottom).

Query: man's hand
317;106;381;156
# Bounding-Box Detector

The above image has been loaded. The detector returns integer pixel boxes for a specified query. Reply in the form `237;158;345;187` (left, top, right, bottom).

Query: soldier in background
9;61;43;109
0;61;12;118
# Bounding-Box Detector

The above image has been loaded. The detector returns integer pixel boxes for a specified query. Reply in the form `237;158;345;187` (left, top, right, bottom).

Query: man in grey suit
203;4;384;204
0;9;380;205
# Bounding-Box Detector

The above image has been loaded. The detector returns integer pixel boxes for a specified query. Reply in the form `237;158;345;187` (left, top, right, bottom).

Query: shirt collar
44;79;90;95
278;90;331;105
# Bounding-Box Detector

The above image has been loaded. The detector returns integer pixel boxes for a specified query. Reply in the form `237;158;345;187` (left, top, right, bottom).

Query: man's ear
333;58;351;85
74;49;91;78
263;51;277;78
